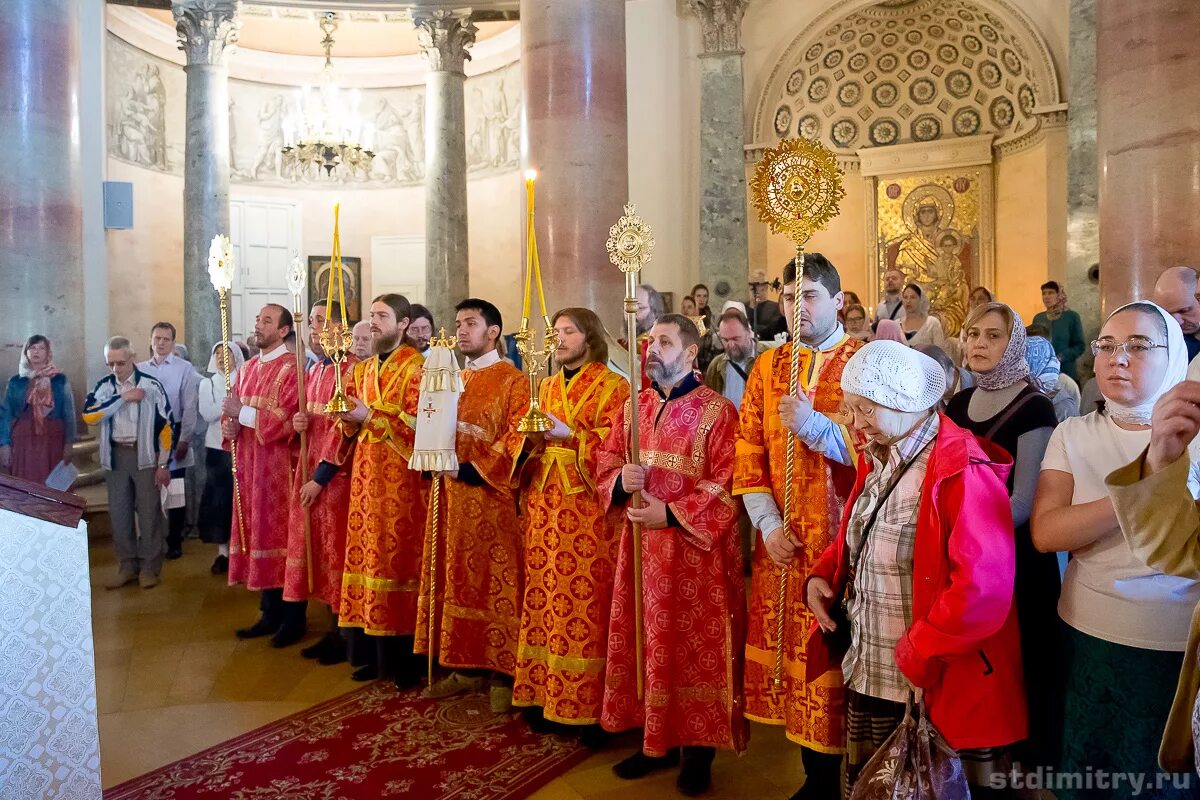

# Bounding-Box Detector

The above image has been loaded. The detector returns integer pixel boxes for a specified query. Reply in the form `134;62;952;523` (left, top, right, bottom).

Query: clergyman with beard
595;313;747;796
219;303;306;645
334;293;430;688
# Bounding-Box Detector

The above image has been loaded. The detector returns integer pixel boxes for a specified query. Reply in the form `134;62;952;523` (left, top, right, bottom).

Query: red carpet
104;683;591;799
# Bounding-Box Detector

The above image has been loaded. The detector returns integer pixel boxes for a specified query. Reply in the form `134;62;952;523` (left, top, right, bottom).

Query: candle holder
515;170;559;434
319;204;356;415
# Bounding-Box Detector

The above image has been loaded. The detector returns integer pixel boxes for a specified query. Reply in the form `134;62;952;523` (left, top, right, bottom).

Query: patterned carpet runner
104;683;590;799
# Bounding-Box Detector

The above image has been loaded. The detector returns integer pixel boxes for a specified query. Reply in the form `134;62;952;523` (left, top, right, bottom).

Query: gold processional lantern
749;138;845;689
515;171;560;433
606;203;656;700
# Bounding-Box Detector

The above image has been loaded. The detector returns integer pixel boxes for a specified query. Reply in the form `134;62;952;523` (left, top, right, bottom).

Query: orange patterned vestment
597;377;748;757
734;336;863;753
337;346;428;636
283;355;359;611
415;360;530;675
512;362;629;724
228;350;298;592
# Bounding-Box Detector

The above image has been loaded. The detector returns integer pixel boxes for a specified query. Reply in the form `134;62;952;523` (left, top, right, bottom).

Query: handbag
849;693;970;800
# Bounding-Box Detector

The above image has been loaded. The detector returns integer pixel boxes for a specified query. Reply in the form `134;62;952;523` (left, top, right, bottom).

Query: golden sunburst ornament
750;138;845;247
606;203;656;274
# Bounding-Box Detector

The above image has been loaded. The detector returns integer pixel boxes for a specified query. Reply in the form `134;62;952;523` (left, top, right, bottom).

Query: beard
556;342;588;368
374;329;401;353
645;352;689;385
725;342;752;363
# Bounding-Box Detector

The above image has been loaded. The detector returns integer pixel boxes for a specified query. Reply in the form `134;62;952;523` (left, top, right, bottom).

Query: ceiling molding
106;5;521;87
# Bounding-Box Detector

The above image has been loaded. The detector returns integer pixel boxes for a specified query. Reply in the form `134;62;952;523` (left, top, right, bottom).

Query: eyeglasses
1090;336;1168;359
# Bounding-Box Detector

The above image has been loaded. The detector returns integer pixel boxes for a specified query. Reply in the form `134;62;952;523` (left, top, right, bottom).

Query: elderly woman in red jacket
805;340;1026;798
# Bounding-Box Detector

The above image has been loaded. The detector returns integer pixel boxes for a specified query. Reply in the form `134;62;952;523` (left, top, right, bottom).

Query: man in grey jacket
83;336;174;589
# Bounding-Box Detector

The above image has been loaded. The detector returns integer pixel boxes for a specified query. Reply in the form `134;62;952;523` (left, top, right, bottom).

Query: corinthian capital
413;10;478;74
683;0;749;55
173;0;240;66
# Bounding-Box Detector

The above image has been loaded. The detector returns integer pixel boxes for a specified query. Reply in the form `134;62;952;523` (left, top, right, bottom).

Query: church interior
4;0;1200;798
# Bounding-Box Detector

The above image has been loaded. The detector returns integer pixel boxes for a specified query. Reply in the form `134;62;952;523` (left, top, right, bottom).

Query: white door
229;197;302;341
370;235;425;307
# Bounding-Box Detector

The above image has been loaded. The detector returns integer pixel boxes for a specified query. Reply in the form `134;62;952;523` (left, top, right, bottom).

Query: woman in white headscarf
198;341;245;575
805;341;1024;797
1032;301;1200;798
898;283;945;349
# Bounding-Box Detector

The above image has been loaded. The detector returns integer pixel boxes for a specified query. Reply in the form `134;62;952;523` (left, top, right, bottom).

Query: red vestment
734;338;862;751
513;363;629;723
415;359;530;675
597;378;748;756
337;347;428;635
283;356;358;610
228;349;299;591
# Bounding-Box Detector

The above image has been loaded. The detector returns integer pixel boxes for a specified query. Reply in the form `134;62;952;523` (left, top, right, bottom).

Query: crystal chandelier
281;13;375;180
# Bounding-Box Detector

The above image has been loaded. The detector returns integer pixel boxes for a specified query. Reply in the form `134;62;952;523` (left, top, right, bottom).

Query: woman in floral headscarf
1026;335;1080;422
946;301;1063;772
0;335;76;484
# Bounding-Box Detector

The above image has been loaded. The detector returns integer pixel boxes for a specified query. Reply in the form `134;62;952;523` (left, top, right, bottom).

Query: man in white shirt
138;322;200;560
83;336;173;590
350;320;374;359
874;267;907;327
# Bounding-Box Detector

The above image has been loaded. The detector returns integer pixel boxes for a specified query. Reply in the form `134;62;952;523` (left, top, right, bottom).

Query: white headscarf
1101;301;1186;426
207;340;245;382
842;340;947;412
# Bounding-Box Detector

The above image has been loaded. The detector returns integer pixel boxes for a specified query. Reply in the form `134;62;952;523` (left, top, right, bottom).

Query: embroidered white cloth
410;342;463;472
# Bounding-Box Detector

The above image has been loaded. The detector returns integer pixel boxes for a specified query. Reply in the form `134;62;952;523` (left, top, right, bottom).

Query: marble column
0;0;85;411
174;0;238;363
521;0;627;334
685;0;750;308
1067;0;1100;346
415;10;476;332
1096;0;1200;314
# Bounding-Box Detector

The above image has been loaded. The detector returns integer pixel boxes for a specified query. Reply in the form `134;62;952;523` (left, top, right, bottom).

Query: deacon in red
596;314;747;798
221;303;303;647
283;300;358;664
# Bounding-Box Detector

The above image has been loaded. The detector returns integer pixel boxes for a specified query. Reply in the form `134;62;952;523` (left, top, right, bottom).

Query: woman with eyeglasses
843;303;871;341
1032;301;1200;798
946;301;1062;772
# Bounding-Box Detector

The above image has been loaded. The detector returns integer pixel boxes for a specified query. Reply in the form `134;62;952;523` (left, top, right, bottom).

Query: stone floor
90;537;804;799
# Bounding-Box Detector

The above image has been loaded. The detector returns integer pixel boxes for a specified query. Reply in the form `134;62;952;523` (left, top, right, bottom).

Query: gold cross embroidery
421;400;437;420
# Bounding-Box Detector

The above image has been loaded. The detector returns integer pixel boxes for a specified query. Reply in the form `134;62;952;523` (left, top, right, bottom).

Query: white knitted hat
842;340;947;412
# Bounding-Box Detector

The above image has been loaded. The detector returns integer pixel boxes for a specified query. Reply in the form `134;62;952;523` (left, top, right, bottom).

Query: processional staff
605;203;657;701
208;234;246;555
749;138;846;689
286;254;314;594
410;329;463;687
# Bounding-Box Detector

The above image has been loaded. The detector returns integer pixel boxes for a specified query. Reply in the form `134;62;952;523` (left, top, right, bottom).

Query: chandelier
281;13;375;180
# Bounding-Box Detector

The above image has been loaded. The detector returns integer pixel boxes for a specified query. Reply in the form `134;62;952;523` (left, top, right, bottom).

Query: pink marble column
0;0;85;404
1096;0;1200;315
520;0;628;333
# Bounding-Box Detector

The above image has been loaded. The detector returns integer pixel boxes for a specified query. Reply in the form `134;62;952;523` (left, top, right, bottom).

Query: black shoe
579;724;613;749
165;546;183;560
210;555;228;575
351;664;380;682
612;748;680;781
393;655;424;690
316;637;348;666
236;617;281;639
301;631;339;660
677;747;715;797
271;624;306;649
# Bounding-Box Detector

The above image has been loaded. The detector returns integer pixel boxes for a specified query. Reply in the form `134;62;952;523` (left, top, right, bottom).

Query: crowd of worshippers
10;258;1200;799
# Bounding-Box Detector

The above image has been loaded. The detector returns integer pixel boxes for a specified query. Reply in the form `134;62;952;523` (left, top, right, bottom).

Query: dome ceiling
759;0;1059;153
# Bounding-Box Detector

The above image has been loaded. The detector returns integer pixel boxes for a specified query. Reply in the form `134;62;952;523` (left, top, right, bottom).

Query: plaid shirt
842;413;939;703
